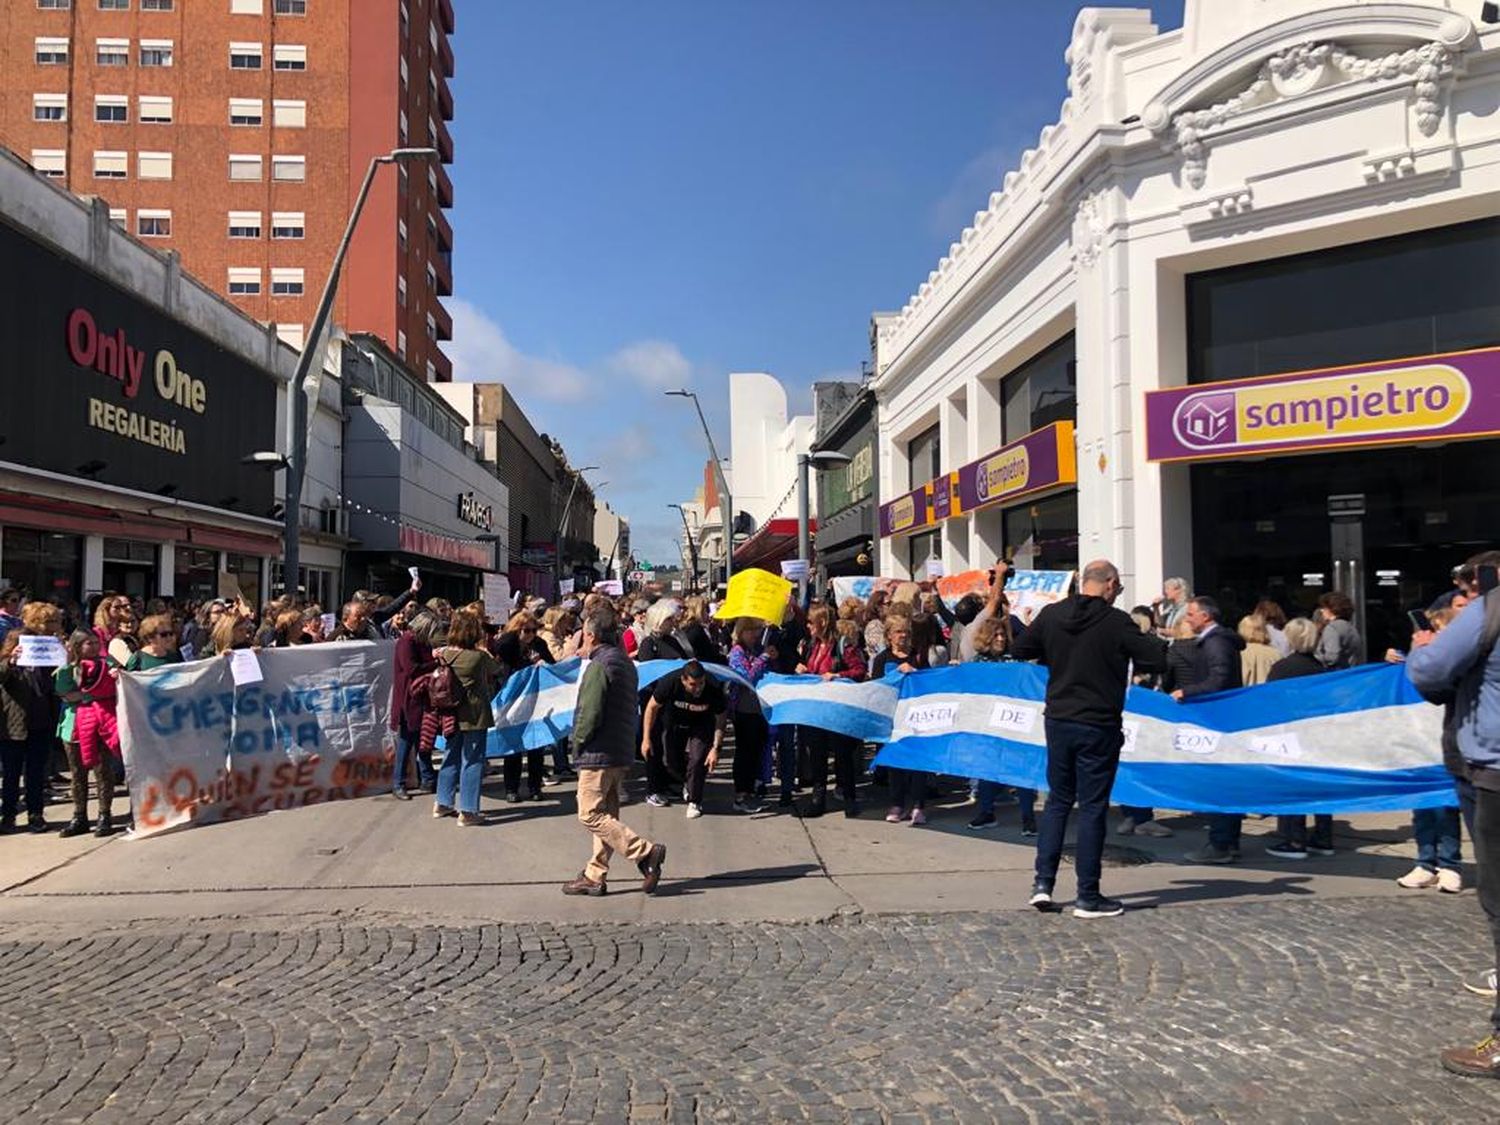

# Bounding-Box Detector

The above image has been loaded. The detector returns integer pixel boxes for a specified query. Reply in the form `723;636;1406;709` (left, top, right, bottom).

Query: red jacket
390;632;434;735
801;637;866;681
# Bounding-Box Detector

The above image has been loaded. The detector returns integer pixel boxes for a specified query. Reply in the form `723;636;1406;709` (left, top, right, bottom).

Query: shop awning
732;517;812;572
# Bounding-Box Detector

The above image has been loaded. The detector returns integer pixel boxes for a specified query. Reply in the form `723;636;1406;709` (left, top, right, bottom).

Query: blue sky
449;0;1185;566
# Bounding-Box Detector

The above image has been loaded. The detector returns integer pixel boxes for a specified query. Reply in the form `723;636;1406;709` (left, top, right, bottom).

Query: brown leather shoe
1441;1034;1500;1078
638;843;666;895
561;873;606;897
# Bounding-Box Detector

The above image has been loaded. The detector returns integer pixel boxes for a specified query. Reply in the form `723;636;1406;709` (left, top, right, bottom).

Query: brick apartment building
0;0;455;380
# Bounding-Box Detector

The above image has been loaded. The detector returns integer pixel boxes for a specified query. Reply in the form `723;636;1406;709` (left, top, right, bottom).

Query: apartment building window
137;209;171;238
228;153;262;181
396;329;407;358
108;208;127;226
271;155;305;181
427;165;437;194
142;0;174;9
397;276;407;308
229;98;263;126
398;110;408;145
425;360;437;382
425;263;436;292
39;1;71;10
36;38;70;64
397;218;407;252
228;210;262;238
33;94;67;122
138;95;172;123
426;214;436;243
139;39;173;67
137;151;172;179
272;99;306;128
228;268;262;296
31;150;66;178
273;44;307;71
93;151;127;179
400;1;408;39
429;20;438;52
95;95;128;123
230;0;263;13
229;42;262;69
426;312;436;341
398;164;408;194
428;115;438;144
99;0;129;9
399;56;408;86
271;268;305;296
96;39;129;66
274;0;307;14
271;211;304;239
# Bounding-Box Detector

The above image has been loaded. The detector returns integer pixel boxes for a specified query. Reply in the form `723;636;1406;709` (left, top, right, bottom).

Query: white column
156;541;176;597
83;535;105;595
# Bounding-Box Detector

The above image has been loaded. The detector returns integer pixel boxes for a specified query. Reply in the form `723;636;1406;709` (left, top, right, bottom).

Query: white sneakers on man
685;802;703;819
1396;865;1463;892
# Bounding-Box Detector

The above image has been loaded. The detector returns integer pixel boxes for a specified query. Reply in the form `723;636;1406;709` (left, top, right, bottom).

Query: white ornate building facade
873;0;1500;659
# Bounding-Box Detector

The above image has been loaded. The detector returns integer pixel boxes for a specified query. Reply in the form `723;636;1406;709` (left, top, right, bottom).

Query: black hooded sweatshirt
1011;594;1169;726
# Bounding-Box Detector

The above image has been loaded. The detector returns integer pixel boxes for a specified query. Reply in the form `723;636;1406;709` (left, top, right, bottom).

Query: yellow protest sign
714;568;793;624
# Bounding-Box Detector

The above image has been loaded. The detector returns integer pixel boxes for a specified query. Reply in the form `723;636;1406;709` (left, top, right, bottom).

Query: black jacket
1010;595;1168;726
1181;625;1245;697
1159;638;1199;695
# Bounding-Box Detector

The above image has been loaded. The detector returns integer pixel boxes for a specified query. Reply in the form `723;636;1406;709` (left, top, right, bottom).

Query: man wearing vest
563;609;667;897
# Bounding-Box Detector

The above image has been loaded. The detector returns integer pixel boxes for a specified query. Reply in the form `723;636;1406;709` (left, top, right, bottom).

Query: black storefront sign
0;219;276;513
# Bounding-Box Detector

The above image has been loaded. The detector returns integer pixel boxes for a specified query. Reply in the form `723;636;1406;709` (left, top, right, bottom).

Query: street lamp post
797;450;852;603
669;503;699;593
553;464;599;594
665;389;732;586
279;146;438;595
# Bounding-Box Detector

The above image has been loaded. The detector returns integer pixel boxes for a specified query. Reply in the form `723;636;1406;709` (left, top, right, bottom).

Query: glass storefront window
226;552;262;610
907;425;940;490
101;538;157;602
1;527;82;610
1188;217;1500;383
907;529;939;575
1003;493;1078;573
175;547;219;602
1001;334;1076;442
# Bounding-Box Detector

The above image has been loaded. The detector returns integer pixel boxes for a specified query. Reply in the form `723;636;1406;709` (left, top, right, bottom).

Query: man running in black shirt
641;660;727;820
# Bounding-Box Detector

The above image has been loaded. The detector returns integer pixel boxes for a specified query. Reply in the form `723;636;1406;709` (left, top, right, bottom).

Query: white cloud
928;143;1017;240
447;298;589;402
609;339;692;389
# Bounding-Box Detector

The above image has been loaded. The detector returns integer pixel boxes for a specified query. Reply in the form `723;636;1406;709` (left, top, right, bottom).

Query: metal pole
684;393;732;584
796;453;811;605
281;154;384;595
555;470;583;594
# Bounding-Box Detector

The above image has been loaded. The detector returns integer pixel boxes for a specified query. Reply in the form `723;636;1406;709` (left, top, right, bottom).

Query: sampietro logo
887;494;916;532
1172;365;1472;451
975;444;1029;503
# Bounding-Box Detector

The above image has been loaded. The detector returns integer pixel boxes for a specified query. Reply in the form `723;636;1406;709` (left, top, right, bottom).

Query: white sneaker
1396;865;1438;889
1437;868;1463;894
685;802;703;819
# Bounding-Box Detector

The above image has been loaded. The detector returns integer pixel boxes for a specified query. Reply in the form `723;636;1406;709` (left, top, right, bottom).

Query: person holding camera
1407;550;1500;1079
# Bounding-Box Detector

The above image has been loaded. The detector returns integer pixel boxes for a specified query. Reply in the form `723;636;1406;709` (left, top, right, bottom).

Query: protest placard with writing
117;642;396;838
714;568;793;623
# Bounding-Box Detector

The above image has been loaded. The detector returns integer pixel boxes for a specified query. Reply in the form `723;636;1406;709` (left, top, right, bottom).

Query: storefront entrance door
1329;495;1367;664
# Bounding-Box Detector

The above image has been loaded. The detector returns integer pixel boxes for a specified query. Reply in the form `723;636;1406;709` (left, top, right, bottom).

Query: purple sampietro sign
955;421;1076;513
878;485;930;538
1145;348;1500;463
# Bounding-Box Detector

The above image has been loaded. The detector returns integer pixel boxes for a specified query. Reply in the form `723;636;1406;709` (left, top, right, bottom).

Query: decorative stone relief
1071;192;1105;270
1155;39;1456;190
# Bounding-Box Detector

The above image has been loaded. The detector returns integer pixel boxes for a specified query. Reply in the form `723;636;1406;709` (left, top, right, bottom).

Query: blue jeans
436;730;486;814
393;731;436;791
1035;719;1123;901
1413;805;1462;872
977;780;1037;830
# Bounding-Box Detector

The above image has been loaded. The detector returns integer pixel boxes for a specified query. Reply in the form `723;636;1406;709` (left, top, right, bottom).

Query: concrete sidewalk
0;767;1460;931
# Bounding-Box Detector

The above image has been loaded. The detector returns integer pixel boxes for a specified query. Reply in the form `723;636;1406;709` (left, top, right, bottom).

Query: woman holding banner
796;605;866;819
0;602;64;834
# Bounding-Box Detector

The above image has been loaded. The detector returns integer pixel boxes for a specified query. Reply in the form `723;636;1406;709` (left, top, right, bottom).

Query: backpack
426;653;461;712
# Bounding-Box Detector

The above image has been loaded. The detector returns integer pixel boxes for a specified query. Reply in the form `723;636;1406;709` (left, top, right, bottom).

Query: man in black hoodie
1012;559;1168;918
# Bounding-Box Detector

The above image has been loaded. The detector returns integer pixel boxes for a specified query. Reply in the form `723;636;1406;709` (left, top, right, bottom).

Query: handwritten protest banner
714;568;792;623
117;641;396;838
832;569;1073;617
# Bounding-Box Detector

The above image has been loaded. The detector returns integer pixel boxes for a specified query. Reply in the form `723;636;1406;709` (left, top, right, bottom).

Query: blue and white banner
757;671;902;743
484;658;758;756
873;662;1451;814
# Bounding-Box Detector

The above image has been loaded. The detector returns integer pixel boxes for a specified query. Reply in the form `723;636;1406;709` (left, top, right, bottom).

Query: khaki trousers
577;766;653;885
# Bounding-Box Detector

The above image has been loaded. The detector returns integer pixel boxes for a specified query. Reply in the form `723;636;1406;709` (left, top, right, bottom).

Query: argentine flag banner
874;662;1451;814
756;671;902;743
485;658;760;756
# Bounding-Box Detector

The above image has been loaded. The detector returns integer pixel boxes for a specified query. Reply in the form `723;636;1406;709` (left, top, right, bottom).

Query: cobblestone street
5;896;1499;1123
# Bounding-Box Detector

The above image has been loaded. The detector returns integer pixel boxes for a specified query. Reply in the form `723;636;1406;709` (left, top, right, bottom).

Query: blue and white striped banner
873;662;1451;814
757;671;902;743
